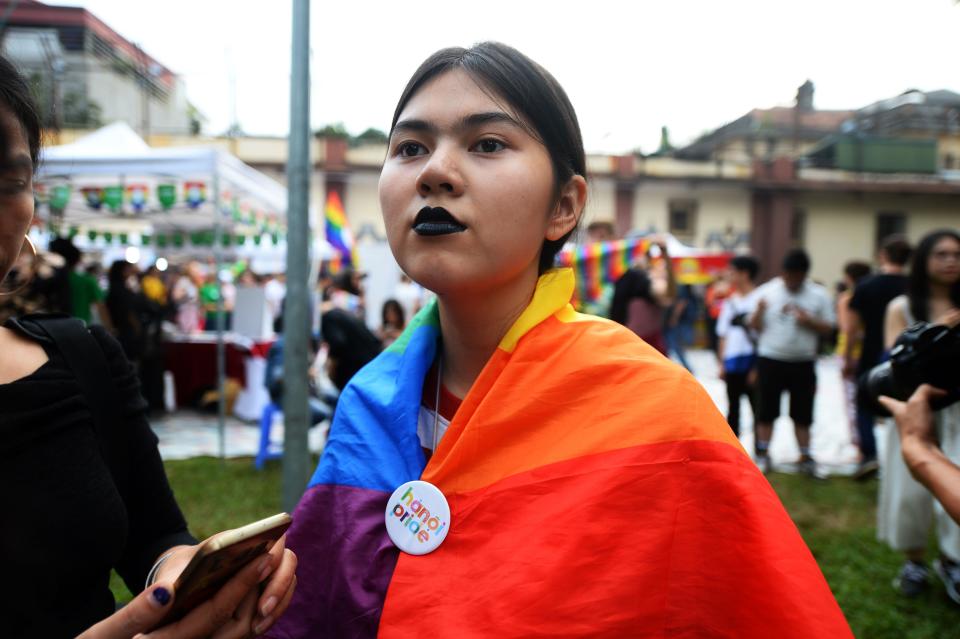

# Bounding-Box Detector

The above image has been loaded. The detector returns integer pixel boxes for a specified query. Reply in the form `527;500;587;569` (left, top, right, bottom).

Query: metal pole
282;0;312;512
213;163;226;461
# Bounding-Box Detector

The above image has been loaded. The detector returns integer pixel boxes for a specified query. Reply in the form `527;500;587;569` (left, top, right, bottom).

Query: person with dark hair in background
664;282;698;371
843;235;912;479
49;236;113;331
105;260;160;370
378;298;406;347
610;240;676;354
716;255;760;437
271;42;851;639
750;248;835;476
836;259;872;466
320;307;383;392
265;310;332;427
325;266;366;320
0;53;295;639
879;229;960;604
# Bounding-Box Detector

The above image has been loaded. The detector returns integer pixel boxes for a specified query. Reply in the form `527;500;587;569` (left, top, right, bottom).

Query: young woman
609;243;675;355
377;298;406;346
880;229;960;604
271;43;851;638
0;54;296;638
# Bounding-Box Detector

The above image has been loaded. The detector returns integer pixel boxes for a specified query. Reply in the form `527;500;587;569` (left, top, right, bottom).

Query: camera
730;312;751;328
861;321;960;416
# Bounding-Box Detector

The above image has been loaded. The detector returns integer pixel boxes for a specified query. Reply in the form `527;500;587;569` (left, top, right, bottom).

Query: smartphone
154;512;292;628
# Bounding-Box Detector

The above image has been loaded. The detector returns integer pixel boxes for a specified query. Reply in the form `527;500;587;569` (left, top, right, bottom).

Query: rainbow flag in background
324;190;358;267
269;268;853;639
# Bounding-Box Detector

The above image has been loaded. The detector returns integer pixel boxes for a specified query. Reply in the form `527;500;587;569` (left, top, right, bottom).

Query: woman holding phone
0;54;296;638
272;42;852;638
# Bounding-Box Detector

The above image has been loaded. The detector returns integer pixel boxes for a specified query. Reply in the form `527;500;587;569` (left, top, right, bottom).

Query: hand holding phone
78;524;297;639
149;513;295;634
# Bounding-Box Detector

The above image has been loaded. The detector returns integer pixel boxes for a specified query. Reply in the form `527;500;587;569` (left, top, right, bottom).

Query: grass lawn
113;458;957;637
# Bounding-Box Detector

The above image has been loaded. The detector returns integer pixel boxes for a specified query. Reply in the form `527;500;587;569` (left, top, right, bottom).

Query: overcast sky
58;0;960;154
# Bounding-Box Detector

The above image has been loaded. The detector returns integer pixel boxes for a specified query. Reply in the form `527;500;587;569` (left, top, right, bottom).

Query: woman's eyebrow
0;154;32;172
391;112;524;138
459;111;524;131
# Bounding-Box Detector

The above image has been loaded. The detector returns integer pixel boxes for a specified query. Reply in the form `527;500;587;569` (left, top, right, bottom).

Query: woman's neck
930;281;954;303
929;281;953;308
436;269;540;399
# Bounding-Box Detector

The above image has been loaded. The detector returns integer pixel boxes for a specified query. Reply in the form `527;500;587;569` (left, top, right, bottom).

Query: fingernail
253;615;273;635
258;557;274;581
261;595;278;617
152;586;171;607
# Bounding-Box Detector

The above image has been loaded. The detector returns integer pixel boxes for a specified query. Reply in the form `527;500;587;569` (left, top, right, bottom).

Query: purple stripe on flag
265;484;399;639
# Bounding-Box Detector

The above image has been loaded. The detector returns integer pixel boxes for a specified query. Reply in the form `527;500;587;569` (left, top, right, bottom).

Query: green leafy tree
314;122;350;140
352;127;388;147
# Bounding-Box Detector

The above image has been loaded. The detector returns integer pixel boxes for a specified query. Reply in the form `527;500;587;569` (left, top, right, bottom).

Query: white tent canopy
39;122;287;215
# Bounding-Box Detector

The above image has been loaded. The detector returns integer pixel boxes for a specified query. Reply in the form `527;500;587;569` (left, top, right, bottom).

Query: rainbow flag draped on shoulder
268;268;852;639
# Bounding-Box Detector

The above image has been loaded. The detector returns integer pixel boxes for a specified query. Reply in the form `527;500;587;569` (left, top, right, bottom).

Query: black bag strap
18;314;128;493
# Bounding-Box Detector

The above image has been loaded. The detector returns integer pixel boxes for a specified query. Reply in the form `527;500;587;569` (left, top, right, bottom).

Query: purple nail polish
152;587;171;606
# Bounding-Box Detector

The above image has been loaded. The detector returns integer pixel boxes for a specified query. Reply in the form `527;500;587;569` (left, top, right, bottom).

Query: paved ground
689;349;869;476
151;348;876;475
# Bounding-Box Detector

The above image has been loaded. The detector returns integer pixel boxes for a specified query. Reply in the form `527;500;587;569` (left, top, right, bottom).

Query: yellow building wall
344;171;385;238
631;182;751;245
800;192;960;285
583;176;616;227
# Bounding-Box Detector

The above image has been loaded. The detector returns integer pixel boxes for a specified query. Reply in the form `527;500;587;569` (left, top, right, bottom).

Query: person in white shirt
393;272;426;322
716;255;760;438
749;249;835;475
264;273;286;320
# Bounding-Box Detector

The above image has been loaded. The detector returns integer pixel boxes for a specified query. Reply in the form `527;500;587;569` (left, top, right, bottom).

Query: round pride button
385;480;451;555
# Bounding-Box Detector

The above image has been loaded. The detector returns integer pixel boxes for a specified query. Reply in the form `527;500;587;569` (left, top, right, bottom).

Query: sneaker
934;557;960;605
853;458;879;481
893;561;929;598
756;454;772;475
798;456;818;478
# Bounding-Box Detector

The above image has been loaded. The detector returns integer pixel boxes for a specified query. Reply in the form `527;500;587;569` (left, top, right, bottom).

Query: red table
164;334;274;408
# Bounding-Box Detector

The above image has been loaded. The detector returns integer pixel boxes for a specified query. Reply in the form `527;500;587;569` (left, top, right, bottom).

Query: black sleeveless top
0;318;195;638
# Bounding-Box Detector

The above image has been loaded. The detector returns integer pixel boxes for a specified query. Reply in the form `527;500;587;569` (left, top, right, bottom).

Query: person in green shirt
68;269;104;323
49;237;112;329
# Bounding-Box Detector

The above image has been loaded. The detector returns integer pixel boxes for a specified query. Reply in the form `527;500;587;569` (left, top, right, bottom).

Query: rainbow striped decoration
557;238;732;307
557;238;650;306
324;190;358;267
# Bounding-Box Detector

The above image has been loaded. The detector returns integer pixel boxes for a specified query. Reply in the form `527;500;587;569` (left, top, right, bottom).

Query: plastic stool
255;402;284;469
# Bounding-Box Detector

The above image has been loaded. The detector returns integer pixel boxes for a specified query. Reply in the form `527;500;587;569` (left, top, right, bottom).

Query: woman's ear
546;174;588;241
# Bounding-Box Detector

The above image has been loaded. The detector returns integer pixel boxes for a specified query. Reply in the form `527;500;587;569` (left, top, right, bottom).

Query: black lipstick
412;206;467;236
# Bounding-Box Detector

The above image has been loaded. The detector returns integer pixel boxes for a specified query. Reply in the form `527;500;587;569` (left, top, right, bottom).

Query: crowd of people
0;242;298;410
